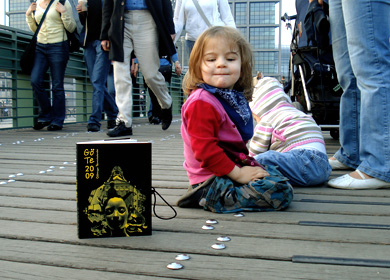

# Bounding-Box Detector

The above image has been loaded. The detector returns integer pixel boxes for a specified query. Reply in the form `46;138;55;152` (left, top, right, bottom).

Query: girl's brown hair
182;26;254;101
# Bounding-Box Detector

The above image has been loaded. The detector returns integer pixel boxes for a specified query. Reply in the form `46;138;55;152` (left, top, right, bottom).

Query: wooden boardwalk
0;118;389;279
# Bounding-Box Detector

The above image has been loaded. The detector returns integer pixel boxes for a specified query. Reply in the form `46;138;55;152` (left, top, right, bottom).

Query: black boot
161;106;172;130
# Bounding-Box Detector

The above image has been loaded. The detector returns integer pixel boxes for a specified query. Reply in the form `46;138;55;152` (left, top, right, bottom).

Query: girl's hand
26;2;37;16
56;2;66;14
227;165;269;184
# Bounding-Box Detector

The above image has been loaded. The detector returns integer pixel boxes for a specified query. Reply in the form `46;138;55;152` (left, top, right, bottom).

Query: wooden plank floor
0;118;389;280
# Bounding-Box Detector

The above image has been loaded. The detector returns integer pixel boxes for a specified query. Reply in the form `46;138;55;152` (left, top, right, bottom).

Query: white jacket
174;0;236;43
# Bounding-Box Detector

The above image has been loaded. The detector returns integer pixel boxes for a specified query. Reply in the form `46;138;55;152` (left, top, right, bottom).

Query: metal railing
0;25;184;130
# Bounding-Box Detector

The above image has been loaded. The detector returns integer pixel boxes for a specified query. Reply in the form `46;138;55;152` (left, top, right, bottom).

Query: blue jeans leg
31;44;51;122
330;0;390;181
84;40;117;126
31;41;69;126
103;90;118;121
107;64;115;100
254;149;332;186
185;40;195;60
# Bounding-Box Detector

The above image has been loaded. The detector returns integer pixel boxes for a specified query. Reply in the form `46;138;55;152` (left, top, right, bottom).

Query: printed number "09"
85;165;95;179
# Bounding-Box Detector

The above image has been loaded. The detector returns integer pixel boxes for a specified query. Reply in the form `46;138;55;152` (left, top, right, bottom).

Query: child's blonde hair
182;26;254;101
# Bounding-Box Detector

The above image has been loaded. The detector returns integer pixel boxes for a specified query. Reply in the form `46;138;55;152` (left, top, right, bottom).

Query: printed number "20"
85;165;95;179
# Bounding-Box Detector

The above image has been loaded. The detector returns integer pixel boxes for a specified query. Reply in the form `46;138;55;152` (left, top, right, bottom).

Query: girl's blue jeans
254;149;331;187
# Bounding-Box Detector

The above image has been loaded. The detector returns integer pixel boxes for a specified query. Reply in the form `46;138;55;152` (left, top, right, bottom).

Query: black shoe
87;123;100;132
161;106;172;130
149;116;161;125
33;121;51;130
107;120;116;129
106;121;132;137
47;124;62;131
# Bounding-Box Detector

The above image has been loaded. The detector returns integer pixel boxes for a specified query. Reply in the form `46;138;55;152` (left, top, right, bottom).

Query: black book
76;139;152;239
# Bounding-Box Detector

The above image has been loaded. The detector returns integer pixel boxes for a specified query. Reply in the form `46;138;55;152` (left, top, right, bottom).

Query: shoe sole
33;122;51;130
107;131;132;137
87;126;100;132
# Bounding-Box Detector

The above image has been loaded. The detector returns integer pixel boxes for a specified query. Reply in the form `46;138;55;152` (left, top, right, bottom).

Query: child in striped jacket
249;77;331;186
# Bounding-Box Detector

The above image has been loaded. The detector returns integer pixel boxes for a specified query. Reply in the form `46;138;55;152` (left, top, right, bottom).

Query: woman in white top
26;0;76;131
174;0;235;57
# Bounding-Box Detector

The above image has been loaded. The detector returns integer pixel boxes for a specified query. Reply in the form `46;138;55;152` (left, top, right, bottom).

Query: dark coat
78;0;104;47
100;0;176;62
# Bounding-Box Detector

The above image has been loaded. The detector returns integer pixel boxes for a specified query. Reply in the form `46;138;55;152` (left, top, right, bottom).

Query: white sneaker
328;170;390;190
328;158;352;170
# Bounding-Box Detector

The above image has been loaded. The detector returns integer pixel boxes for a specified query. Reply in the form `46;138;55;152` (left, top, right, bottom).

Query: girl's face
200;37;241;89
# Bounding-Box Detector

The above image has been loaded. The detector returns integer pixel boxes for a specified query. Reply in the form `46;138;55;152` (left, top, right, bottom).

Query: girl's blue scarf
199;84;253;142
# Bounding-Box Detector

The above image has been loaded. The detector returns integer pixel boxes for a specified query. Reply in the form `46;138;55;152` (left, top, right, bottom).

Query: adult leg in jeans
185;39;195;61
31;43;52;124
329;0;361;170
84;40;117;128
46;41;69;127
329;0;390;186
107;64;115;100
103;92;118;123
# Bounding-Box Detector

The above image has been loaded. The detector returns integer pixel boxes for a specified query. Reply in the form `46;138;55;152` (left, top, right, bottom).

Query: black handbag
66;29;81;53
59;0;81;53
20;36;37;75
20;0;55;75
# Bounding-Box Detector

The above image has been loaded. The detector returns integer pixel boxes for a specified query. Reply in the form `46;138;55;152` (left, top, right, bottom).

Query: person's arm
217;0;236;27
185;99;267;183
173;0;182;21
162;0;175;36
100;0;113;50
76;2;87;25
57;0;76;33
185;100;236;177
170;53;182;76
131;58;139;78
26;2;38;32
248;121;273;157
173;0;185;44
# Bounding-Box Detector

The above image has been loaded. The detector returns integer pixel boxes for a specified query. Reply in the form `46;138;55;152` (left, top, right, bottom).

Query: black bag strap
33;0;55;39
151;187;177;220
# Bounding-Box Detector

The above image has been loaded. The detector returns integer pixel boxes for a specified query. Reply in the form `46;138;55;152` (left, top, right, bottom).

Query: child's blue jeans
254;149;332;186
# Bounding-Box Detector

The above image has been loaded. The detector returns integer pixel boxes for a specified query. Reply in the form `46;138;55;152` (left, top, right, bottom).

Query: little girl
249;77;332;186
177;26;293;211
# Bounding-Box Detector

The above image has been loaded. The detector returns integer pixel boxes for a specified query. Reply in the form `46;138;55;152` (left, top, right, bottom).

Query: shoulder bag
20;0;55;75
